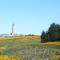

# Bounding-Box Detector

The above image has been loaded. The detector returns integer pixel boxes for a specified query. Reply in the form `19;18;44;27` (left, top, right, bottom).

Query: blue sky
0;0;60;35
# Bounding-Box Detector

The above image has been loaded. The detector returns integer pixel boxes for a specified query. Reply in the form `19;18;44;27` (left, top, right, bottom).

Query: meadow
0;35;40;40
0;36;60;60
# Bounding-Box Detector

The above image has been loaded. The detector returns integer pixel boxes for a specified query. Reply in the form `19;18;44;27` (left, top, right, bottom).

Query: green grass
0;39;60;60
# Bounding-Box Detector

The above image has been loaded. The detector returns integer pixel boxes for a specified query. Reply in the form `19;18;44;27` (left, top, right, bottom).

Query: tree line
41;23;60;42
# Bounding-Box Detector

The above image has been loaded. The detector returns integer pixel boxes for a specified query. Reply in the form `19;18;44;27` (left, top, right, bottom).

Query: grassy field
0;36;60;60
0;35;40;40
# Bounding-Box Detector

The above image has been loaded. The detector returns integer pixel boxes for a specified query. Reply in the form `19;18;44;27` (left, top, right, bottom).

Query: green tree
41;31;46;42
41;23;60;42
47;23;56;41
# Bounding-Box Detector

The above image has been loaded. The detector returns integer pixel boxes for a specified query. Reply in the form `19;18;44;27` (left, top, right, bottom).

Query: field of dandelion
0;35;40;40
0;36;60;60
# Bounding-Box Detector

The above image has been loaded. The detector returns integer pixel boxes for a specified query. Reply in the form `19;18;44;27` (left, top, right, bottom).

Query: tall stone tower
11;24;14;35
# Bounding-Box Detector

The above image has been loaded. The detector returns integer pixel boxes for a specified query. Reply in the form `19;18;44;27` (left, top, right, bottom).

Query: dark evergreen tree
41;23;60;42
41;31;46;42
47;23;56;41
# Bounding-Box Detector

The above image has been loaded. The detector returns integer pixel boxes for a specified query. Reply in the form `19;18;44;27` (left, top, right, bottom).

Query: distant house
0;34;9;37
